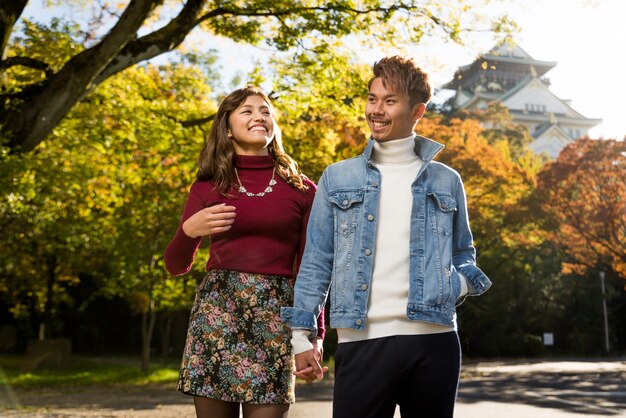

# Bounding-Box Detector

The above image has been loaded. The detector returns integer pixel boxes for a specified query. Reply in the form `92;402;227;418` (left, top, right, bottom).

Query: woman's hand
313;337;324;362
182;204;236;238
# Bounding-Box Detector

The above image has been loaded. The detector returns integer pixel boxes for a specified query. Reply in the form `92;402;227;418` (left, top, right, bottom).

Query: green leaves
2;0;518;152
267;45;370;179
0;22;216;334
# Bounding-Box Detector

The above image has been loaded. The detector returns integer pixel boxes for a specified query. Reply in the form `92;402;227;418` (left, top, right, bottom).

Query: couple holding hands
164;55;491;418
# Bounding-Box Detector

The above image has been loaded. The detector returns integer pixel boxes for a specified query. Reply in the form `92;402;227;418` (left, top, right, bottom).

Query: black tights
193;397;289;418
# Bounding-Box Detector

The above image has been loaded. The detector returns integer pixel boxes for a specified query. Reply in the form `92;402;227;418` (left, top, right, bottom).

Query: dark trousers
332;332;461;418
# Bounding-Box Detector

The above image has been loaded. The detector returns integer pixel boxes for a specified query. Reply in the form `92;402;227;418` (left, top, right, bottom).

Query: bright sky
22;0;626;139
432;0;626;140
469;0;626;140
207;0;626;140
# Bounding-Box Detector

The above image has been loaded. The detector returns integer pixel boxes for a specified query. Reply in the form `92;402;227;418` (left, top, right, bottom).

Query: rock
22;338;72;371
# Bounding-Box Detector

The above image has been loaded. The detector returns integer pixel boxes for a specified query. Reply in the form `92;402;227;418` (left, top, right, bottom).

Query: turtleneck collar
234;154;275;169
371;134;420;164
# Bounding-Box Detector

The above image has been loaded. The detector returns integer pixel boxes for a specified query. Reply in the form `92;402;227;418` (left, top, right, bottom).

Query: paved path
1;359;625;417
290;359;626;418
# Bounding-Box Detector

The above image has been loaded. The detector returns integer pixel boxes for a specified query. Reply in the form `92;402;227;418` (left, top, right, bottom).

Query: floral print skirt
177;269;295;404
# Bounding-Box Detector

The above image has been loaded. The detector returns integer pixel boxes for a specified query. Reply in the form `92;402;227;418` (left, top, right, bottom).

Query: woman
164;86;324;418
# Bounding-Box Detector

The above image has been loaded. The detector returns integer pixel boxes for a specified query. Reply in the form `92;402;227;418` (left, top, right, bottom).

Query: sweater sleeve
163;182;204;276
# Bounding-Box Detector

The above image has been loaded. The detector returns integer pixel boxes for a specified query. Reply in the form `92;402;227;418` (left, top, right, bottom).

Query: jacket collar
363;134;444;162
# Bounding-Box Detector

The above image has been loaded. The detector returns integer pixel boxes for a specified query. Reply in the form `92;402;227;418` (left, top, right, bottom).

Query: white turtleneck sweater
339;135;454;343
291;135;467;354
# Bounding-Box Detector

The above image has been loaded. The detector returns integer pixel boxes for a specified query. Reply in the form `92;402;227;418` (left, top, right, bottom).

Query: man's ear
413;103;426;121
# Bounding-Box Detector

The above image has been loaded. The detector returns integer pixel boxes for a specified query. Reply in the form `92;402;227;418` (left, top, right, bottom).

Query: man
281;56;492;418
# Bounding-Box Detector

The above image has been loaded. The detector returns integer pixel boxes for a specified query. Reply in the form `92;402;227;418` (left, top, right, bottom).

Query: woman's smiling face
228;94;275;155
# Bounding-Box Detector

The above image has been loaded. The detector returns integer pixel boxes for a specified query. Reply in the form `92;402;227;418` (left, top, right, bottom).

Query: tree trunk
40;254;58;341
160;310;173;363
140;299;156;372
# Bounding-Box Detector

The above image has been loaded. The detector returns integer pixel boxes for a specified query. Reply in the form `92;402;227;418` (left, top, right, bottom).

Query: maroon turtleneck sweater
164;154;324;337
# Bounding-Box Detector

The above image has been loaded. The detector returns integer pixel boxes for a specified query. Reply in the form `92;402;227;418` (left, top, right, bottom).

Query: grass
0;355;336;389
0;355;180;389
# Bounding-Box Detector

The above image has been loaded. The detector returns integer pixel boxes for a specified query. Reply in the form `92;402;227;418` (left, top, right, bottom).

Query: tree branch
0;56;54;78
94;2;414;84
2;0;500;153
181;114;215;127
0;0;28;62
93;0;207;85
3;0;165;152
195;3;409;23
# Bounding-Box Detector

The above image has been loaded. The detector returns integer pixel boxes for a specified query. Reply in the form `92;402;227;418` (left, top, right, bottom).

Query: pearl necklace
234;167;277;197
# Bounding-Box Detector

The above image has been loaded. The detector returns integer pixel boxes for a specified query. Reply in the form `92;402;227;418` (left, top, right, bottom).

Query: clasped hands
183;204;329;382
294;338;328;383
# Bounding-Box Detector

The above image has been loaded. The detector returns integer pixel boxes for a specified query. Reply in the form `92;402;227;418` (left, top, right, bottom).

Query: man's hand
294;348;328;383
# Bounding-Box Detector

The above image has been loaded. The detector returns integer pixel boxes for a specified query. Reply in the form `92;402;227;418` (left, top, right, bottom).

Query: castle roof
442;43;557;90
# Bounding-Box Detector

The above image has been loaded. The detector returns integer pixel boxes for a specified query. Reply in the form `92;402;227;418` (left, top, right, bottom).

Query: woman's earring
227;130;232;137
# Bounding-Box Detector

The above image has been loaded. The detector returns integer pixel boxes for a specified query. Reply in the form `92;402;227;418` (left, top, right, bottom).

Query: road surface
1;359;625;417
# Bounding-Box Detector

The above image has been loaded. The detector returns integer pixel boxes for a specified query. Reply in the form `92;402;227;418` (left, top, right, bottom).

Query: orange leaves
538;138;626;280
418;113;540;254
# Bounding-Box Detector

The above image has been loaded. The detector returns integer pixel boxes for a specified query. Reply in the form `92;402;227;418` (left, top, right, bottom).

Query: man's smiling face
365;77;423;142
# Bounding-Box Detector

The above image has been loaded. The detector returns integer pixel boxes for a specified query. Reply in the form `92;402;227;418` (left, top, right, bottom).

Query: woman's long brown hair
197;86;309;194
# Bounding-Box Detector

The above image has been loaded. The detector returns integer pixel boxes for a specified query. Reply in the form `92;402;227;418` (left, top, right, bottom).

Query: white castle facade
442;43;601;158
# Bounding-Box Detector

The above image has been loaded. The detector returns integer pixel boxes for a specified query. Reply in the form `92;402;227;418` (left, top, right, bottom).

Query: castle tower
442;43;601;158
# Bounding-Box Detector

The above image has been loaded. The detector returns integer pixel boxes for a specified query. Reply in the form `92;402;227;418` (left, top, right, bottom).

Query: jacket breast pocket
328;190;364;237
427;192;457;236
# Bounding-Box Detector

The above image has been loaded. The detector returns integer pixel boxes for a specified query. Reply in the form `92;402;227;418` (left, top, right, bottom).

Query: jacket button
342;199;348;205
365;249;372;256
360;284;368;291
367;214;374;221
356;319;363;325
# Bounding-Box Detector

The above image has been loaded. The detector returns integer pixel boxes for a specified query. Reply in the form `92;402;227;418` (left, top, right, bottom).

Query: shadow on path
459;370;625;416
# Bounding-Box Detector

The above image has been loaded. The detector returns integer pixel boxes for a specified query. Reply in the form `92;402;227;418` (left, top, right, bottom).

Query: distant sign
543;332;554;346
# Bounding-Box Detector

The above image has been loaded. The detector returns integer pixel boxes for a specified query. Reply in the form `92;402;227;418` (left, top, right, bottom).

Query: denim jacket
281;136;491;337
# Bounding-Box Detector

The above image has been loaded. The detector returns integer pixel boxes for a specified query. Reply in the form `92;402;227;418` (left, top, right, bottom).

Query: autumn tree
0;142;117;342
0;20;213;368
101;63;216;370
445;101;535;161
538;138;626;282
415;112;566;355
0;21;125;342
267;46;370;179
1;0;516;154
